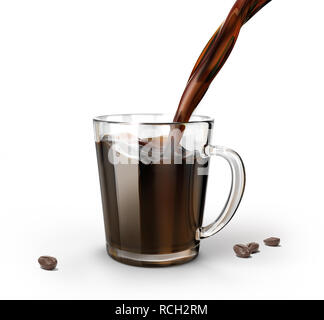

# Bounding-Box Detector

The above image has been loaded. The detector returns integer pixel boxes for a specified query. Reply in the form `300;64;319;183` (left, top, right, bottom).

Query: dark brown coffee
95;138;209;256
173;0;272;123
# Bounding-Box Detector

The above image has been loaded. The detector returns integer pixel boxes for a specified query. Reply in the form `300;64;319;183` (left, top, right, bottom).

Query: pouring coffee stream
173;0;272;123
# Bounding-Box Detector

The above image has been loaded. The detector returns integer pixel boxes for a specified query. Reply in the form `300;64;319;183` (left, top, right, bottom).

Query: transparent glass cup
93;114;245;267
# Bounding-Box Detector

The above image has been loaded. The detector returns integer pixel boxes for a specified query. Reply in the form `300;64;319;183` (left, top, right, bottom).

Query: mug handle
197;145;246;239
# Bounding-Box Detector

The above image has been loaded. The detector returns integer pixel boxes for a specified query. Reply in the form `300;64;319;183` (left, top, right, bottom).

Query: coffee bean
264;237;280;247
233;244;251;258
38;256;57;270
247;242;259;254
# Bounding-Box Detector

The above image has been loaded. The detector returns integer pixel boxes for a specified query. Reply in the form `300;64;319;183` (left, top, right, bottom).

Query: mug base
107;244;199;267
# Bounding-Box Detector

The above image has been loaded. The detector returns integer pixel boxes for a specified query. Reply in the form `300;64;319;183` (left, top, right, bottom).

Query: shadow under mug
94;114;245;267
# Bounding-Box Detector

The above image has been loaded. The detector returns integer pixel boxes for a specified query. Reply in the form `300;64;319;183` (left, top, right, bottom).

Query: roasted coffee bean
247;242;259;254
38;256;57;270
233;244;251;258
264;237;280;247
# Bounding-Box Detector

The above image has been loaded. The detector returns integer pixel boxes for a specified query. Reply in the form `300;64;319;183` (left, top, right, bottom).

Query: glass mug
94;114;245;267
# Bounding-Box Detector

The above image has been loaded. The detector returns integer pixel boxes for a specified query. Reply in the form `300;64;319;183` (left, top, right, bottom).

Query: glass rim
93;113;214;125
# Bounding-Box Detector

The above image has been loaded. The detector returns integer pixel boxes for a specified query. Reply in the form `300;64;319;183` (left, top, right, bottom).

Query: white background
0;0;323;300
